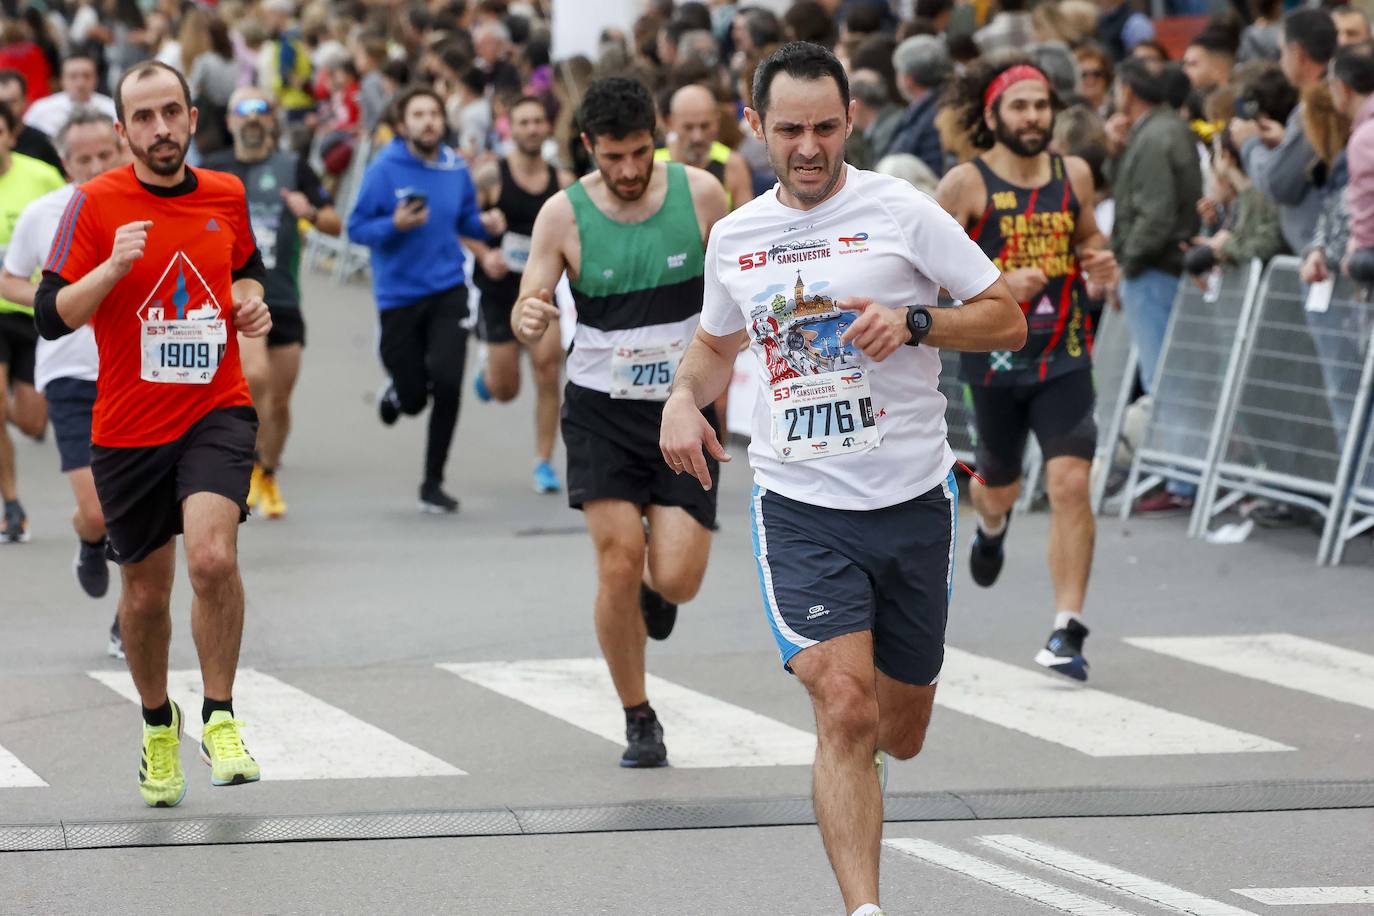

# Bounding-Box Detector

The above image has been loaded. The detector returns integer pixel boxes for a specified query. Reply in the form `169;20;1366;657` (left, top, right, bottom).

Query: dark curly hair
941;54;1061;152
578;76;656;143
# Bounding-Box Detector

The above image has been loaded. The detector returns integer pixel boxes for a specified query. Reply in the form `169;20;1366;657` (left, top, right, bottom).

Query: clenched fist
107;220;152;280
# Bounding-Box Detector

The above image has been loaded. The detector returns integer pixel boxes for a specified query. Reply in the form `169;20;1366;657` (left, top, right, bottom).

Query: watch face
912;308;931;331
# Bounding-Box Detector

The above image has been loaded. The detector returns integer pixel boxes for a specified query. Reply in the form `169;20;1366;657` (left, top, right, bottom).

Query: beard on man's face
237;121;268;149
994;116;1049;158
132;135;189;176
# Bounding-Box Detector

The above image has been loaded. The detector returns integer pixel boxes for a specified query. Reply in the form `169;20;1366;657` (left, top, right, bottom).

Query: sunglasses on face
233;98;272;117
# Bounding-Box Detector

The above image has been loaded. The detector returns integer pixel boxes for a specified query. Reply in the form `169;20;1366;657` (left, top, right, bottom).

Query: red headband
983;65;1050;111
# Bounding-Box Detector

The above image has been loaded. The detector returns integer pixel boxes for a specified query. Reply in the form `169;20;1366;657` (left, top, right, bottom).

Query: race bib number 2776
770;369;879;462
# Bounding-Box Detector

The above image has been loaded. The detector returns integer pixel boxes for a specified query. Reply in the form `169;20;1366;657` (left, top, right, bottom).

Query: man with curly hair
936;56;1118;682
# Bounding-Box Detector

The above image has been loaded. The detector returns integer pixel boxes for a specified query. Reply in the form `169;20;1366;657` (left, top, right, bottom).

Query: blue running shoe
1035;618;1090;682
533;461;561;494
474;370;492;403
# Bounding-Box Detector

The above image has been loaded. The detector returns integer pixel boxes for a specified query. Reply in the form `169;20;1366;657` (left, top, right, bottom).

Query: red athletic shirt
46;165;257;448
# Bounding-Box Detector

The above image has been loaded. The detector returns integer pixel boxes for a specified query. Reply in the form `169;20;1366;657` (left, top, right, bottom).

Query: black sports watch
904;306;933;347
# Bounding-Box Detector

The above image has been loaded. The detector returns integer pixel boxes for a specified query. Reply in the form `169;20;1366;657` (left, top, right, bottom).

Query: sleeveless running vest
475;158;559;296
961;154;1093;387
655;142;732;208
565;161;705;393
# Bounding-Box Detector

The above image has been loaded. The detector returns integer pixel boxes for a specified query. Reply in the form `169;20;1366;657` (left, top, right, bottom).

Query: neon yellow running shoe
259;474;287;519
200;710;260;786
139;700;186;808
246;464;264;509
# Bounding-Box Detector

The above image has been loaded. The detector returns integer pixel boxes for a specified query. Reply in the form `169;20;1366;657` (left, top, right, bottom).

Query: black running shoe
418;482;460;514
969;515;1008;587
74;538;110;598
640;584;678;640
378;383;401;426
108;616;125;660
2;500;29;543
620;712;668;768
1035;618;1090;682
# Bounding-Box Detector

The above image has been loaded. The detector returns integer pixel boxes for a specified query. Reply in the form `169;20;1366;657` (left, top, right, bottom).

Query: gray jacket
1111;106;1203;278
1243;104;1320;255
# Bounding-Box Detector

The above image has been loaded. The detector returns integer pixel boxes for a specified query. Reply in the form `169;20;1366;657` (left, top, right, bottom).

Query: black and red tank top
960;154;1093;387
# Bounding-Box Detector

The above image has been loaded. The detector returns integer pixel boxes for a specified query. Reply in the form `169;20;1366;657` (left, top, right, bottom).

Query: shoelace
204;719;250;759
145;731;179;781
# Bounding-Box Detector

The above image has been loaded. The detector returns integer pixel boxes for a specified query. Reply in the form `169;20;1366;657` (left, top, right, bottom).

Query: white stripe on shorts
752;487;818;655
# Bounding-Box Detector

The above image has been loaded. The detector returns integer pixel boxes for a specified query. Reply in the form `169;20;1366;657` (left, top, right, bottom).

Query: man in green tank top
514;77;728;769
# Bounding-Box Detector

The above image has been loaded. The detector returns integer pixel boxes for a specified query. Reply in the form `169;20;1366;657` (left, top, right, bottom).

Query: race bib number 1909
770;369;879;462
140;318;227;384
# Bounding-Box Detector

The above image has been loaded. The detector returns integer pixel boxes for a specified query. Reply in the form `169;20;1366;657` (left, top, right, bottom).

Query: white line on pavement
936;648;1292;757
883;838;1139;915
1232;887;1374;905
1125;633;1374;712
978;834;1258;915
440;658;817;768
0;742;46;788
88;669;464;780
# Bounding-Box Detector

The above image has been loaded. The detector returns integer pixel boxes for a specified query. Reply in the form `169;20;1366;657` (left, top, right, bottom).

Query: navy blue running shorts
749;471;957;686
44;377;97;472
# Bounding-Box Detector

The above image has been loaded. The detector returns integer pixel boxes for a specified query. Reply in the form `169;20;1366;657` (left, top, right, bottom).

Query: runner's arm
933;162;982;229
511;192;570;345
295;157;342;236
668;327;746;410
1064;155;1118;291
725;153;754;208
686;166;729;241
923;276;1025;352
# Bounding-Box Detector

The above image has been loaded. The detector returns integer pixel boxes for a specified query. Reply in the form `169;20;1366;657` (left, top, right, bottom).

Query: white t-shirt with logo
700;166;1001;511
4;184;100;392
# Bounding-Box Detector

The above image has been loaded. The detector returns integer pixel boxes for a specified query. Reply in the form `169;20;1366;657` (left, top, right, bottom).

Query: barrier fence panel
303;135;374;283
1335;404;1374;564
1118;259;1263;535
1089;304;1138;515
1197;262;1374;564
939;346;978;468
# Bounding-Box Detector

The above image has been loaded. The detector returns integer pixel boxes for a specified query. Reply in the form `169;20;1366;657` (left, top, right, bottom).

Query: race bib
610;340;686;401
770;369;879;462
140;316;227;384
500;232;533;273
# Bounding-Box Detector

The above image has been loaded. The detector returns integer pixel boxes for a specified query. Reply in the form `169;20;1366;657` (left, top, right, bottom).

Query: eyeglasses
232;98;272;117
1080;68;1106;80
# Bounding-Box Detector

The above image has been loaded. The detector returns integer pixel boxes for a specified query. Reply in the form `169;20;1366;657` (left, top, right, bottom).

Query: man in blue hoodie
347;86;504;513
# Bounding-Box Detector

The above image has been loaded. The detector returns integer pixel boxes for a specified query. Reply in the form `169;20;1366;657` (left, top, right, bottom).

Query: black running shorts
475;274;519;345
0;311;37;386
750;474;957;685
91;406;258;565
562;381;718;531
267;307;306;349
969;368;1097;488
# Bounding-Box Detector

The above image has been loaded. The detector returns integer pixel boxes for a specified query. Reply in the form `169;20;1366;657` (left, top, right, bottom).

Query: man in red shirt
35;61;272;809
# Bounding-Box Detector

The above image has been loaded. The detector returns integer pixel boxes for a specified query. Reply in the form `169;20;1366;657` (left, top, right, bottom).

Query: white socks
1054;610;1084;630
978;512;1007;537
850;905;884;916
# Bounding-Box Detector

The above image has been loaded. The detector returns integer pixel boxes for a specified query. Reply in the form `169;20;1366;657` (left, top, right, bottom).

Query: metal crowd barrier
939;346;979;468
1088;304;1137;515
303;135;374;284
1118;259;1263;534
1197;261;1374;564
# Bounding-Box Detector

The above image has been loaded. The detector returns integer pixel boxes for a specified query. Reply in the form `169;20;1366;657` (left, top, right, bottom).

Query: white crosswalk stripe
936;648;1292;756
88;668;464;780
977;835;1259;915
0;742;46;788
884;838;1140;915
1125;634;1374;712
1232;886;1374;905
440;658;817;768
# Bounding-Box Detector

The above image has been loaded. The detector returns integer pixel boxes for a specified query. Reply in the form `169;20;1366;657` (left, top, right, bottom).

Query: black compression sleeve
33;271;74;340
232;248;268;285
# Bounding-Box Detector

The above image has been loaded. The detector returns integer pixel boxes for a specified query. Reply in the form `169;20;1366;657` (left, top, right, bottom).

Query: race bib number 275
770;369;879;462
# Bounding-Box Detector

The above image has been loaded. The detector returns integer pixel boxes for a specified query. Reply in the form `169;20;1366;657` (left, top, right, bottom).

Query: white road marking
883;838;1139;915
1232;887;1374;905
0;743;46;788
88;669;464;780
1125;634;1374;712
978;835;1258;915
440;658;817;768
936;648;1292;756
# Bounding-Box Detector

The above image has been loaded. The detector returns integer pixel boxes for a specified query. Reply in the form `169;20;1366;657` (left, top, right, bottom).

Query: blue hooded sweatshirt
347;138;488;310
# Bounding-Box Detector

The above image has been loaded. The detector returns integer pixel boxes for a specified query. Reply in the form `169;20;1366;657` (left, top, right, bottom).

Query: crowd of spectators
2;0;1373;503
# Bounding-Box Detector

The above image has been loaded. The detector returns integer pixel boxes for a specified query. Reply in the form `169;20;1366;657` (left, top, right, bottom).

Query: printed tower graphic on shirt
138;252;223;323
748;272;860;384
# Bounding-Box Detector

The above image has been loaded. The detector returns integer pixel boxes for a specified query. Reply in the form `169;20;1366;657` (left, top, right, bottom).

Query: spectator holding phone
347;85;505;514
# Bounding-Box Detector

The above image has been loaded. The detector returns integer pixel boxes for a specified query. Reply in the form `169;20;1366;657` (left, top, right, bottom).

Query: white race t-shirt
4;184;99;392
22;92;118;138
700;166;1001;511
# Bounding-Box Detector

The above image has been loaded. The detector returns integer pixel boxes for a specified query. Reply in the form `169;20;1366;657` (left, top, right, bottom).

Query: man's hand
659;390;729;491
233;294;272;338
1257;116;1285;148
281;189;317;222
1300;249;1329;284
106;220;152;280
1003;267;1049;303
393;199;428;231
479;248;509;281
480;208;507;237
837;297;911;362
1105;112;1131;156
514;287;559;342
1197;196;1222;227
1078;248;1118;294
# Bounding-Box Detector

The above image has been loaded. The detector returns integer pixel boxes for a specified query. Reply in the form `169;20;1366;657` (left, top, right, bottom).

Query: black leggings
378;285;469;486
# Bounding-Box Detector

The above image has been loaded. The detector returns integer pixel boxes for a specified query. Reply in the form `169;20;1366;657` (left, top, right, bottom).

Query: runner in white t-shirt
0;108;125;656
660;43;1025;916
